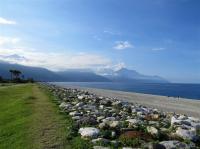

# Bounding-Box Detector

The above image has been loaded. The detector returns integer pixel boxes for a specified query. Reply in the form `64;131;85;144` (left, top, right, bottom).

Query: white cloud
0;37;127;72
152;47;166;51
113;41;133;50
103;30;120;35
0;36;20;46
0;17;16;25
113;62;126;71
0;48;113;71
0;54;27;61
95;62;126;75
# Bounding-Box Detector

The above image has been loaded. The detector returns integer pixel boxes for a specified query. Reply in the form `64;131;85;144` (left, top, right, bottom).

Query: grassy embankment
0;83;72;149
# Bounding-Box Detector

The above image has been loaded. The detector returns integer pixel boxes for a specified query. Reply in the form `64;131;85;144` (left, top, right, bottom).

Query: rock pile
45;84;200;148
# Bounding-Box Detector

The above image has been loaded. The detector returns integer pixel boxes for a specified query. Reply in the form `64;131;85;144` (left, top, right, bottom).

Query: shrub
156;131;169;141
121;121;129;128
71;137;93;149
135;124;148;133
66;122;79;140
100;130;113;139
119;137;141;147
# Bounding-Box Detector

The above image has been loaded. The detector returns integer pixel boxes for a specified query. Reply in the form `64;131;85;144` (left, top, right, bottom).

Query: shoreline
53;84;200;118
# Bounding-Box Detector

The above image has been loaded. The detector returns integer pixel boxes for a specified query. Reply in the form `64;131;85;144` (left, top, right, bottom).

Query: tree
9;69;22;80
9;69;14;80
13;70;21;79
22;75;25;80
0;76;3;82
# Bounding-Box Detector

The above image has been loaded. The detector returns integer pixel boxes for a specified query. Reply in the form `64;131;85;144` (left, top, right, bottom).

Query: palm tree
9;69;14;80
13;70;22;79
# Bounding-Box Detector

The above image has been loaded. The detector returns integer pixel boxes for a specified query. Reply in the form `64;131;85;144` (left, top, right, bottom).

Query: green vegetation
71;137;93;149
100;130;113;139
0;84;71;149
0;83;16;87
0;69;34;83
119;137;141;147
197;129;200;136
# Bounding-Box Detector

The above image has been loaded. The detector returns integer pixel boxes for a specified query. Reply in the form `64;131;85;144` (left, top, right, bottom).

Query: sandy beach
56;84;200;118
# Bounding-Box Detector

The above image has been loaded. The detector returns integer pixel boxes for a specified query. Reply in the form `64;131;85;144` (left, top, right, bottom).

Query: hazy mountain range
104;68;168;83
0;61;168;83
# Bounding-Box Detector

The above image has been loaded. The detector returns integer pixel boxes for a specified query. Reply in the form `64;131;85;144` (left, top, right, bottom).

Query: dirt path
28;85;69;149
0;84;70;149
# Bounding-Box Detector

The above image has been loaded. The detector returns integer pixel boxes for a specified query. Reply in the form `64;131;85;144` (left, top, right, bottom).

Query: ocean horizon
52;82;200;100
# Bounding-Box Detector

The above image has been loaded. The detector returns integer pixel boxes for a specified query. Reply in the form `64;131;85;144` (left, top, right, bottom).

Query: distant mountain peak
116;68;138;73
117;67;128;71
105;67;169;83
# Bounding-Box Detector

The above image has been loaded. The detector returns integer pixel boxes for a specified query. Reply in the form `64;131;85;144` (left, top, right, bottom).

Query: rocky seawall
44;83;200;149
54;84;200;118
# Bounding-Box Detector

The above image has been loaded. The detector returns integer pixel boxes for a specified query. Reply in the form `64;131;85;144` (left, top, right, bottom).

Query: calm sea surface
51;82;200;100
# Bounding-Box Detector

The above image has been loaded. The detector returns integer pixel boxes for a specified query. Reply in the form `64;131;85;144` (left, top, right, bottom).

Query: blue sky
0;0;200;83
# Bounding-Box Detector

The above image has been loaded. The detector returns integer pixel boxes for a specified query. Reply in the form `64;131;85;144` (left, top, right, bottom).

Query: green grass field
0;84;71;149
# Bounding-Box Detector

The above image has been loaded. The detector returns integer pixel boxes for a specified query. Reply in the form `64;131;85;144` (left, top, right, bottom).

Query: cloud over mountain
0;48;113;71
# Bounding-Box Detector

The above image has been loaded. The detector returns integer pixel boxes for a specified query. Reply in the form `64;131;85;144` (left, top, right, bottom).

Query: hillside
104;68;169;83
0;62;110;82
0;62;168;83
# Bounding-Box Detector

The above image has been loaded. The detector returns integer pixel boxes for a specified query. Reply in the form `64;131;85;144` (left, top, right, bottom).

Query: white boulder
59;102;67;108
79;127;100;138
102;117;116;122
188;117;200;131
126;119;141;125
69;111;82;116
159;140;194;149
78;95;84;100
72;116;81;120
171;115;191;126
99;122;107;129
175;127;196;140
76;102;84;107
188;116;200;122
97;116;105;122
92;138;110;144
177;115;188;120
171;116;182;125
93;146;110;149
109;121;120;128
147;126;159;135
